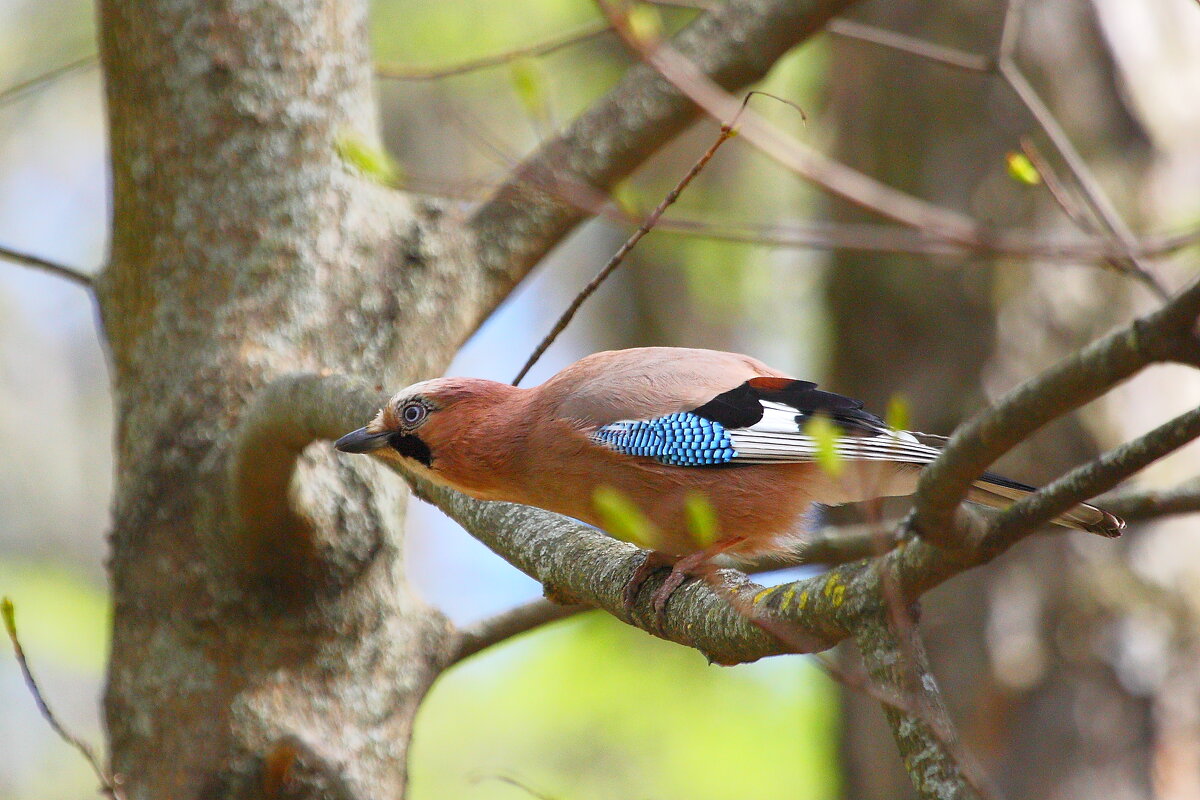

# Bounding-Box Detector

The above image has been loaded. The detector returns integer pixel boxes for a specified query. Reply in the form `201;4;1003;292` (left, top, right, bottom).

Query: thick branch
229;374;385;576
853;612;983;800
466;0;856;317
913;278;1200;545
246;374;1152;670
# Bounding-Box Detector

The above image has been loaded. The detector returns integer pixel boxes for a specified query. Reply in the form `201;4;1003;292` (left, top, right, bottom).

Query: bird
334;347;1124;619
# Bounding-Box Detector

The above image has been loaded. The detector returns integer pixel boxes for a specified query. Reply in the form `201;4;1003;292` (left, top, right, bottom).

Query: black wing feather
692;378;885;436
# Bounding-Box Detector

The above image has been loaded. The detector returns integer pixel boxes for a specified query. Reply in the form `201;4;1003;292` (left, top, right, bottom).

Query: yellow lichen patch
779;586;797;612
798;590;809;610
753;587;773;605
822;574;846;607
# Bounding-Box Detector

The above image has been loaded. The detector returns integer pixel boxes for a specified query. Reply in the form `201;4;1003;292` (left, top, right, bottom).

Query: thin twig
827;19;991;73
511;92;769;385
652;216;1200;262
823;2;1166;297
450;599;590;665
2;598;123;799
1019;137;1164;289
376;19;612;80
997;0;1028;61
997;56;1167;297
0;54;98;108
596;0;989;244
0;244;94;289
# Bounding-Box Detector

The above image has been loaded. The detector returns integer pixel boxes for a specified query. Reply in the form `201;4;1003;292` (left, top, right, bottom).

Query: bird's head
334;377;519;482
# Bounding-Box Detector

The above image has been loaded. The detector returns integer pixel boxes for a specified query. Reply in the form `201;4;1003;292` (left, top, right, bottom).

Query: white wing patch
728;400;943;465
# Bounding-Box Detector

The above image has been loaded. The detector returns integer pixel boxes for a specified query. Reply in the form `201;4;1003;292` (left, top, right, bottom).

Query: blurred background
1;0;1198;798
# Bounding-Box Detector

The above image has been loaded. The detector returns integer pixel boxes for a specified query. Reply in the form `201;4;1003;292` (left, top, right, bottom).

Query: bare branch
0;54;97;108
852;611;989;800
913;278;1200;546
984;405;1200;550
595;0;986;243
3;598;124;799
0;243;94;289
450;599;591;666
466;0;859;321
512;105;743;385
652;216;1200;262
1100;476;1200;522
993;0;1166;296
827;19;991;72
375;20;612;81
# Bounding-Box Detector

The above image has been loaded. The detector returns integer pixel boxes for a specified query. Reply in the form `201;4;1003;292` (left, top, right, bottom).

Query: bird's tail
968;472;1125;537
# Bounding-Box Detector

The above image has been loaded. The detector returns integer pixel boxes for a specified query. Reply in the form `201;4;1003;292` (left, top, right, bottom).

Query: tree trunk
96;2;462;796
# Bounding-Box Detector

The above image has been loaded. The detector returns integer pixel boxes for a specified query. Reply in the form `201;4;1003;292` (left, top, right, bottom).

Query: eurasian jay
335;347;1123;615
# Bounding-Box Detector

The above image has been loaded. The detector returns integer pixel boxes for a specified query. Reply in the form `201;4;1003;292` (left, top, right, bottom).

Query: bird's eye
401;402;427;426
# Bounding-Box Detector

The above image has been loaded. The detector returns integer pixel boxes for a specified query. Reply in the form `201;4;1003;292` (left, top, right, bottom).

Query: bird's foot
650;567;691;629
622;550;677;612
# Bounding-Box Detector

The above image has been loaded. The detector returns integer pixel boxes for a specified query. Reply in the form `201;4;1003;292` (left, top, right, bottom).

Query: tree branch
449;599;591;666
466;0;857;319
853;611;985;800
984;405;1200;551
376;20;612;80
239;371;1191;671
595;0;987;243
1100;476;1200;522
228;374;385;580
912;278;1200;546
0;54;97;108
0;243;94;289
3;598;123;799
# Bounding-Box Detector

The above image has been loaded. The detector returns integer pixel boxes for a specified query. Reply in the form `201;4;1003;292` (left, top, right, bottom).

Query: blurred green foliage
0;559;108;673
411;612;839;800
593;485;660;549
804;414;844;479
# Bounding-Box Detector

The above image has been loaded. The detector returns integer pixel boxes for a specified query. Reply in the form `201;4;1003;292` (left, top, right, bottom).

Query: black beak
334;426;391;453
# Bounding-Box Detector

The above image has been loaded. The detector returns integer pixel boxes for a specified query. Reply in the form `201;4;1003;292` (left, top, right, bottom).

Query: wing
591;376;942;467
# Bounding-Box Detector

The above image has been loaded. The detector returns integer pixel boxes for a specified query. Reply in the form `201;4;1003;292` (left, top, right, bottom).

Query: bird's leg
622;550;678;611
650;537;746;628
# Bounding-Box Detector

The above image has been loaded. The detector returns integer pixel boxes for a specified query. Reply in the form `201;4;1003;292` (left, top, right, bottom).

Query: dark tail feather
967;472;1125;537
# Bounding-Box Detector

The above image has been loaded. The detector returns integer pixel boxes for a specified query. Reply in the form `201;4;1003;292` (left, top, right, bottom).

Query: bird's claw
649;568;689;629
621;551;675;616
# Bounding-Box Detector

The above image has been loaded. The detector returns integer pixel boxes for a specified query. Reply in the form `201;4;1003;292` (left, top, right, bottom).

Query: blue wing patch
592;412;737;466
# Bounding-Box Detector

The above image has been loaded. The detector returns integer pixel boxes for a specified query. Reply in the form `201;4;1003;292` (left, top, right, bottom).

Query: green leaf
1;596;14;638
335;130;404;187
627;4;663;43
1005;152;1041;186
610;179;640;217
804;414;843;478
593;486;659;548
884;394;911;433
509;56;549;126
684;491;719;548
